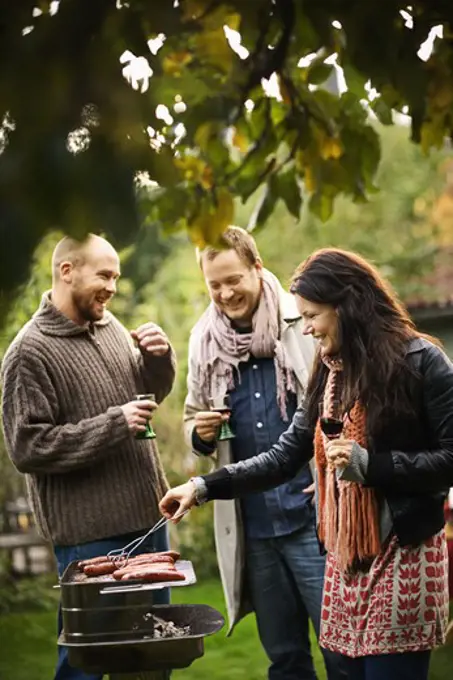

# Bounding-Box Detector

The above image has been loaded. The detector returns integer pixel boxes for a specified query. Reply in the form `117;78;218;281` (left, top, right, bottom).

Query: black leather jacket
203;338;453;547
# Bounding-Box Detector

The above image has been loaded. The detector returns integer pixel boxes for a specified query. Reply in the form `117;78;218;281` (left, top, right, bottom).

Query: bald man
1;234;176;680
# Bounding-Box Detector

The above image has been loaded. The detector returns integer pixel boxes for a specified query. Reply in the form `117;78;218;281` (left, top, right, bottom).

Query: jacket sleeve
1;341;131;475
201;405;314;500
366;345;453;491
183;331;217;458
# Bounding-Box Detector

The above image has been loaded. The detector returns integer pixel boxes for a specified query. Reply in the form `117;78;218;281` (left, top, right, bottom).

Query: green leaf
372;98;393;126
342;62;367;98
309;191;334;222
307;62;334;86
248;177;279;230
276;168;302;219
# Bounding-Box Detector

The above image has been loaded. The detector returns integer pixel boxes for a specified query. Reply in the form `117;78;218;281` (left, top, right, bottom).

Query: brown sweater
1;293;176;546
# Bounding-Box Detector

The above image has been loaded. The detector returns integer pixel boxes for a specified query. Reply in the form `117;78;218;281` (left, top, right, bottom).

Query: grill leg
109;672;170;680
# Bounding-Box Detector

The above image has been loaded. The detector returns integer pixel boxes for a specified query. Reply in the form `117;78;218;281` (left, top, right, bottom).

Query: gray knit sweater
1;293;176;546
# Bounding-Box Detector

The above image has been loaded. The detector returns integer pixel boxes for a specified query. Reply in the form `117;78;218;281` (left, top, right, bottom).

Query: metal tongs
106;509;190;565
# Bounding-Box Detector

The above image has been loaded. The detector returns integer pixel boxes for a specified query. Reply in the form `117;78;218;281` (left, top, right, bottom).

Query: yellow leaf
420;120;444;154
199;165;214;190
224;12;241;32
278;75;292;105
194;27;233;73
304;167;316;193
194;122;217;151
215;188;234;231
162;51;193;76
181;0;211;22
320;136;344;160
232;128;249;153
188;221;209;249
175;155;208;182
188;189;235;247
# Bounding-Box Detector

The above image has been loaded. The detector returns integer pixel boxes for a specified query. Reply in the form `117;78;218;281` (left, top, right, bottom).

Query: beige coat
184;287;316;634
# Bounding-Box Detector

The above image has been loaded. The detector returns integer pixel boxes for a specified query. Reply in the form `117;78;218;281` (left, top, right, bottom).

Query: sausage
78;555;111;570
78;550;180;571
112;562;177;580
125;554;175;565
120;568;185;582
83;562;117;576
157;550;180;561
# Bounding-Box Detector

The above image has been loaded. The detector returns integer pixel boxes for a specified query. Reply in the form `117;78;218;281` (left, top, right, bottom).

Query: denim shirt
228;356;314;539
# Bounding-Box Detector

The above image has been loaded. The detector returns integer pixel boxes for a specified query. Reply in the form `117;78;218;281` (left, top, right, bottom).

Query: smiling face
296;296;340;357
59;238;120;324
201;249;262;327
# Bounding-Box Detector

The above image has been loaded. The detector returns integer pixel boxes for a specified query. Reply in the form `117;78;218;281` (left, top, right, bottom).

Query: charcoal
148;614;191;639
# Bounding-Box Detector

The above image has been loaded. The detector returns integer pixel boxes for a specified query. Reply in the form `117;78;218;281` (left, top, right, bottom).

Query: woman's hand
159;482;197;522
325;439;355;469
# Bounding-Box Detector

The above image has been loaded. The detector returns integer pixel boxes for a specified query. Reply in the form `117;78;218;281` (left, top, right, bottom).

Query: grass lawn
0;579;451;679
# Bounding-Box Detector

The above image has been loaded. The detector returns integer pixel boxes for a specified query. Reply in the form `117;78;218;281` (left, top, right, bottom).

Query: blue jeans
341;650;431;680
53;526;169;680
246;521;347;680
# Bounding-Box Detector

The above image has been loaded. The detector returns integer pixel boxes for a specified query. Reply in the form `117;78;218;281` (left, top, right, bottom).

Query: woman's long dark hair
291;248;438;438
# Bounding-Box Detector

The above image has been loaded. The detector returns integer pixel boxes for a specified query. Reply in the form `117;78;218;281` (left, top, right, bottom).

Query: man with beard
1;234;175;680
183;227;347;680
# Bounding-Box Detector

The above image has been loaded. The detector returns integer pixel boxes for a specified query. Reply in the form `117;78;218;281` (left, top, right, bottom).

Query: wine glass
319;400;343;440
208;394;235;441
135;393;157;440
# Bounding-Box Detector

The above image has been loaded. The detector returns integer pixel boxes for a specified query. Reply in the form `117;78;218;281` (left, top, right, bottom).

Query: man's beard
72;292;103;322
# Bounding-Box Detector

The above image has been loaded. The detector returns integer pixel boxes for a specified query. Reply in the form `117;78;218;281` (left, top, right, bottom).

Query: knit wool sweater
1;293;176;546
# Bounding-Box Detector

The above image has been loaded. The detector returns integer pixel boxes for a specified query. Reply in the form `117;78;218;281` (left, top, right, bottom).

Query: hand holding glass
208;395;235;441
135;393;156;440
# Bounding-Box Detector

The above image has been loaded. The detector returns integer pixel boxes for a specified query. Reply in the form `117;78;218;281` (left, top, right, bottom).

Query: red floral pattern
319;531;449;657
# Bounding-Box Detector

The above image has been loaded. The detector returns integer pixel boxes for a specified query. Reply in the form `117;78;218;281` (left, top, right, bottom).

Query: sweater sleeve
137;346;176;404
1;342;130;475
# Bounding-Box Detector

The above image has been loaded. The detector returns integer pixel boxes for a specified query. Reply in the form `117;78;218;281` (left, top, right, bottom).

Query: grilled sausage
78;550;180;571
120;568;185;582
125;554;175;565
83;562;117;576
112;562;177;580
78;555;111;570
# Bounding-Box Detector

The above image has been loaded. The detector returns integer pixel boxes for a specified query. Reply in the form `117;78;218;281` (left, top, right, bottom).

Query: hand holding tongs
106;509;190;565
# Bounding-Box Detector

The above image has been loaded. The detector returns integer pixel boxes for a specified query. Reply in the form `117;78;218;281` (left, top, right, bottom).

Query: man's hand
121;398;157;434
325;439;355;469
194;411;225;442
159;482;197;522
131;323;169;357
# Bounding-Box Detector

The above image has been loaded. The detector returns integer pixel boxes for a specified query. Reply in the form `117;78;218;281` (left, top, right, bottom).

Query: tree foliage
1;0;453;322
1;123;452;575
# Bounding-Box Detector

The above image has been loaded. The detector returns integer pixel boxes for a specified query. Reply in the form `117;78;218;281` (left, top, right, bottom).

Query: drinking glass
318;400;343;440
135;393;156;440
208;394;235;441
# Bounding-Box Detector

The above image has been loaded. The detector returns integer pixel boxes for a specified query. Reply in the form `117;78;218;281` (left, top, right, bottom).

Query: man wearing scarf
183;226;346;680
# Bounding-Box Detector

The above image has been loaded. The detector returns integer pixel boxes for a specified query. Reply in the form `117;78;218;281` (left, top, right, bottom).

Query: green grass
0;580;451;679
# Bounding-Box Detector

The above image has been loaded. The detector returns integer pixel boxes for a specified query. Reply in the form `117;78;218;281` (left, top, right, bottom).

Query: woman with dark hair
160;248;453;680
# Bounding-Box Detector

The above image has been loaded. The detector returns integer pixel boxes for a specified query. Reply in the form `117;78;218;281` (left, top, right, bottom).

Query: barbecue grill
57;559;224;680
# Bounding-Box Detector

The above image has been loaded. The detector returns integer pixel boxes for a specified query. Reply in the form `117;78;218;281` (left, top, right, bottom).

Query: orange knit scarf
315;364;381;572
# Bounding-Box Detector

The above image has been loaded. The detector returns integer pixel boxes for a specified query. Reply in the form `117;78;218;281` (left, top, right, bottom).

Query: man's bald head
51;234;120;325
52;234;117;283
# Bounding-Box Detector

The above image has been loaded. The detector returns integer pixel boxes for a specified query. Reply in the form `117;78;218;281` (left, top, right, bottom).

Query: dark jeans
53;525;169;680
246;522;348;680
342;650;431;680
